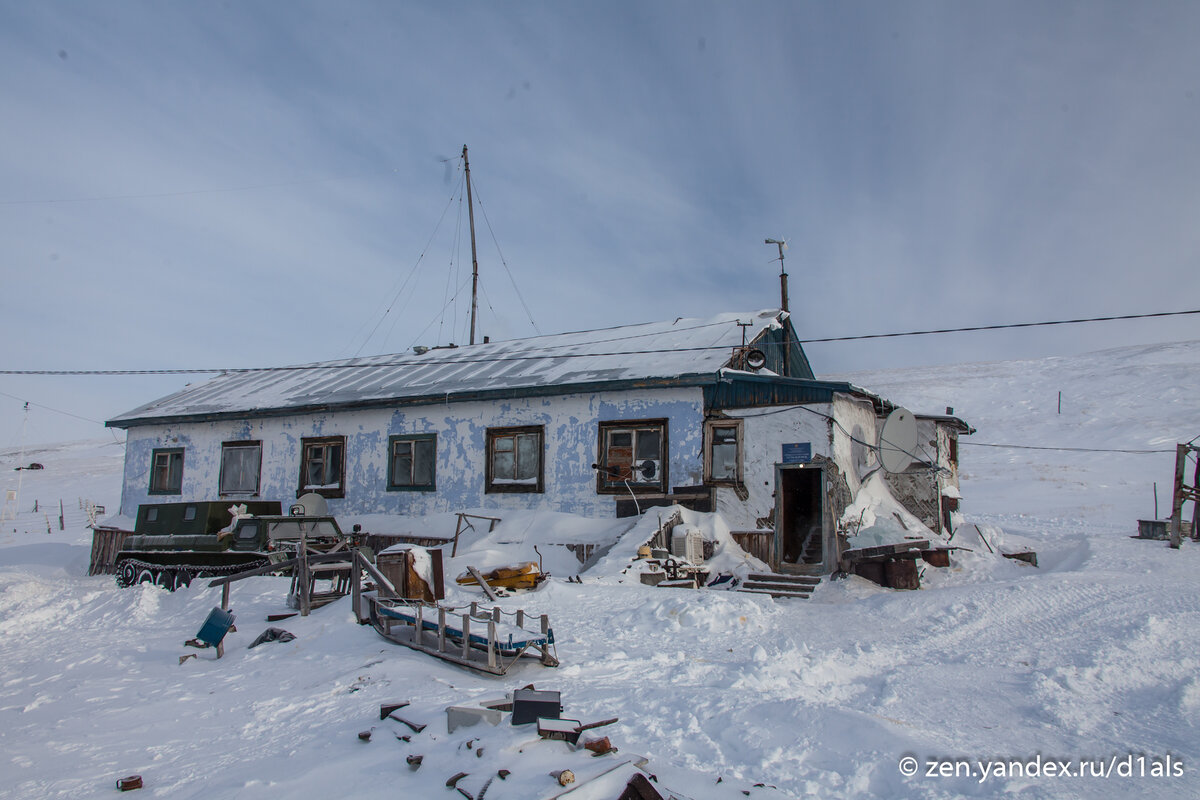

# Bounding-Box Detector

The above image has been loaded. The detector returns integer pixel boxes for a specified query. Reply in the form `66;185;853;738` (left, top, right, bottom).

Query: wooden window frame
596;419;668;494
298;435;346;499
485;425;544;494
387;434;437;492
148;447;184;495
219;440;262;497
704;418;744;485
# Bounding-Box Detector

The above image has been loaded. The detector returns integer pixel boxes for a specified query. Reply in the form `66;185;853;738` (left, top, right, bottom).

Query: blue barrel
195;607;236;647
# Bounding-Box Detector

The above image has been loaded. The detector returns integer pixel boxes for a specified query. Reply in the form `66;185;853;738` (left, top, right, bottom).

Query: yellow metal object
455;561;545;591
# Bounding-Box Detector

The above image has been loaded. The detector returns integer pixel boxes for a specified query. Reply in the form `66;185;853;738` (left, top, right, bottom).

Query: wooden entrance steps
738;572;821;599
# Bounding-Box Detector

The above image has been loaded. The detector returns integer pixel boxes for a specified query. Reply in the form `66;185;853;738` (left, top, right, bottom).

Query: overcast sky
2;0;1198;446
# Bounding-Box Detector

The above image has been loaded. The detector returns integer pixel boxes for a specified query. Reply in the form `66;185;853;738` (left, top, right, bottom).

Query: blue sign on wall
781;442;812;464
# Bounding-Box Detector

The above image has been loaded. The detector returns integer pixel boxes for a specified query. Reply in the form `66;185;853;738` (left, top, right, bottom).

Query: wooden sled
367;594;558;676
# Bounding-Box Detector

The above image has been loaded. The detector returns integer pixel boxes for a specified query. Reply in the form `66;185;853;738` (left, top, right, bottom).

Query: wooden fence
88;527;132;575
731;530;775;565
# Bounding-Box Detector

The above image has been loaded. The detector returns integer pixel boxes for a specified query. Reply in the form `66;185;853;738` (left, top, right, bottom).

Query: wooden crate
88;527;132;576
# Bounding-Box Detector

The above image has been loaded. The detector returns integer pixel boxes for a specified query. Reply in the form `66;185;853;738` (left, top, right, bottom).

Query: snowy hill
831;339;1200;523
1;341;1198;799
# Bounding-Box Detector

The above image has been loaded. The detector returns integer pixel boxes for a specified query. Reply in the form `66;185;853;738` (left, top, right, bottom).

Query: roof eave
106;372;722;429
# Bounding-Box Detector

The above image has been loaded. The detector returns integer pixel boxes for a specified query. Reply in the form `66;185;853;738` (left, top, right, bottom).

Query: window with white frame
220;441;262;496
388;434;436;491
149;448;184;495
597;420;667;493
704;418;743;484
299;436;345;498
486;426;543;493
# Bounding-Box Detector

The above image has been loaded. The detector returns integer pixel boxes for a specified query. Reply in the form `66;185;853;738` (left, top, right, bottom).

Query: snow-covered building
106;309;945;575
882;412;975;535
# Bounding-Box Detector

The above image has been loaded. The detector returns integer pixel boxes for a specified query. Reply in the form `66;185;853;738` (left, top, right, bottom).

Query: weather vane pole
765;238;788;313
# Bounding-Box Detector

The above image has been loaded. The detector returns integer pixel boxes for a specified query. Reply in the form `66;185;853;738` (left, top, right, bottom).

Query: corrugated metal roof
108;310;787;427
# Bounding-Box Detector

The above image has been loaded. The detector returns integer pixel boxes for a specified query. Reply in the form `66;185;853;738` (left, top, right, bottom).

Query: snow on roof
108;310;784;427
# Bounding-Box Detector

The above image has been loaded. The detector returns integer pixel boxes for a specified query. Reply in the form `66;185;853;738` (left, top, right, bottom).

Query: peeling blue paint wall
118;387;707;522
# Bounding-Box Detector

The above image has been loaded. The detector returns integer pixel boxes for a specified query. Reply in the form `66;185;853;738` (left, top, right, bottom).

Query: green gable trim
704;376;865;411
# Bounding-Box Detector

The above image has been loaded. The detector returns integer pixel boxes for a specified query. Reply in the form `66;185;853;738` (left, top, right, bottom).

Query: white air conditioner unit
671;527;706;564
637;459;660;482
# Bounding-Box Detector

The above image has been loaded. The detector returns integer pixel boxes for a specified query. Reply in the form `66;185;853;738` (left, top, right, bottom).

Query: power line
0;344;734;376
961;441;1174;455
348;167;464;357
3;307;1196;377
470;177;541;335
0;390;105;424
798;308;1200;344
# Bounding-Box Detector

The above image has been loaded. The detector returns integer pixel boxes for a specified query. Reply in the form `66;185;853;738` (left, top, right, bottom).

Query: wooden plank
466;566;499;601
842;539;929;562
731;531;774;564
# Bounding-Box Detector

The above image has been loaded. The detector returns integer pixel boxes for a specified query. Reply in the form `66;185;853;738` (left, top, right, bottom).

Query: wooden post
470;601;478;617
416;604;424;647
438;607;446;652
59;499;64;531
492;606;501;623
516;609;524;628
221;582;230;612
452;514;464;557
351;551;363;624
299;538;311;616
487;618;497;670
461;614;471;660
540;614;549;635
1192;447;1200;540
1170;444;1187;549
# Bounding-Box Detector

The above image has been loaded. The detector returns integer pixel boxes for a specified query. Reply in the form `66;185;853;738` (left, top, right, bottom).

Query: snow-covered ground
1;340;1198;799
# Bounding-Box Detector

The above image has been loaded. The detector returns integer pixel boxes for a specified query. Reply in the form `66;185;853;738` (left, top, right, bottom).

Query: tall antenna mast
463;144;481;345
765;238;788;313
764;238;790;377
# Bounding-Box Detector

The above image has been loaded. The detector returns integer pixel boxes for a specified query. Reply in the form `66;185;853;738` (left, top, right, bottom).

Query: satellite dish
291;492;329;517
878;408;917;474
744;349;767;370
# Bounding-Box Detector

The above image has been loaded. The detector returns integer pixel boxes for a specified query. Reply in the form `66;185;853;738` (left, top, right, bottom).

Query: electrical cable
349;168;463;357
961;442;1174;454
469;178;541;334
0;390;104;425
5;307;1196;376
799;309;1200;344
732;402;937;472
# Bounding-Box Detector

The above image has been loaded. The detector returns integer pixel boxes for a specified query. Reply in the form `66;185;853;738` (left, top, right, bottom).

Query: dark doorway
776;465;825;569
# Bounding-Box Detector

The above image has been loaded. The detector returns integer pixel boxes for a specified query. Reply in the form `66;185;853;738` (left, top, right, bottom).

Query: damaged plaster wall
710;395;881;534
830;393;880;495
881;419;964;535
118;386;707;521
711;402;834;530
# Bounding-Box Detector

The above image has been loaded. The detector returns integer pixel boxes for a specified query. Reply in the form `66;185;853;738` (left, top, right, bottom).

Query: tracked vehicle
114;494;350;590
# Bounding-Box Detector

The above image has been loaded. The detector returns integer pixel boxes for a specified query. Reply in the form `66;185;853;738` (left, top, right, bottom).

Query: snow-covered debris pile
840;472;944;550
586;506;769;583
